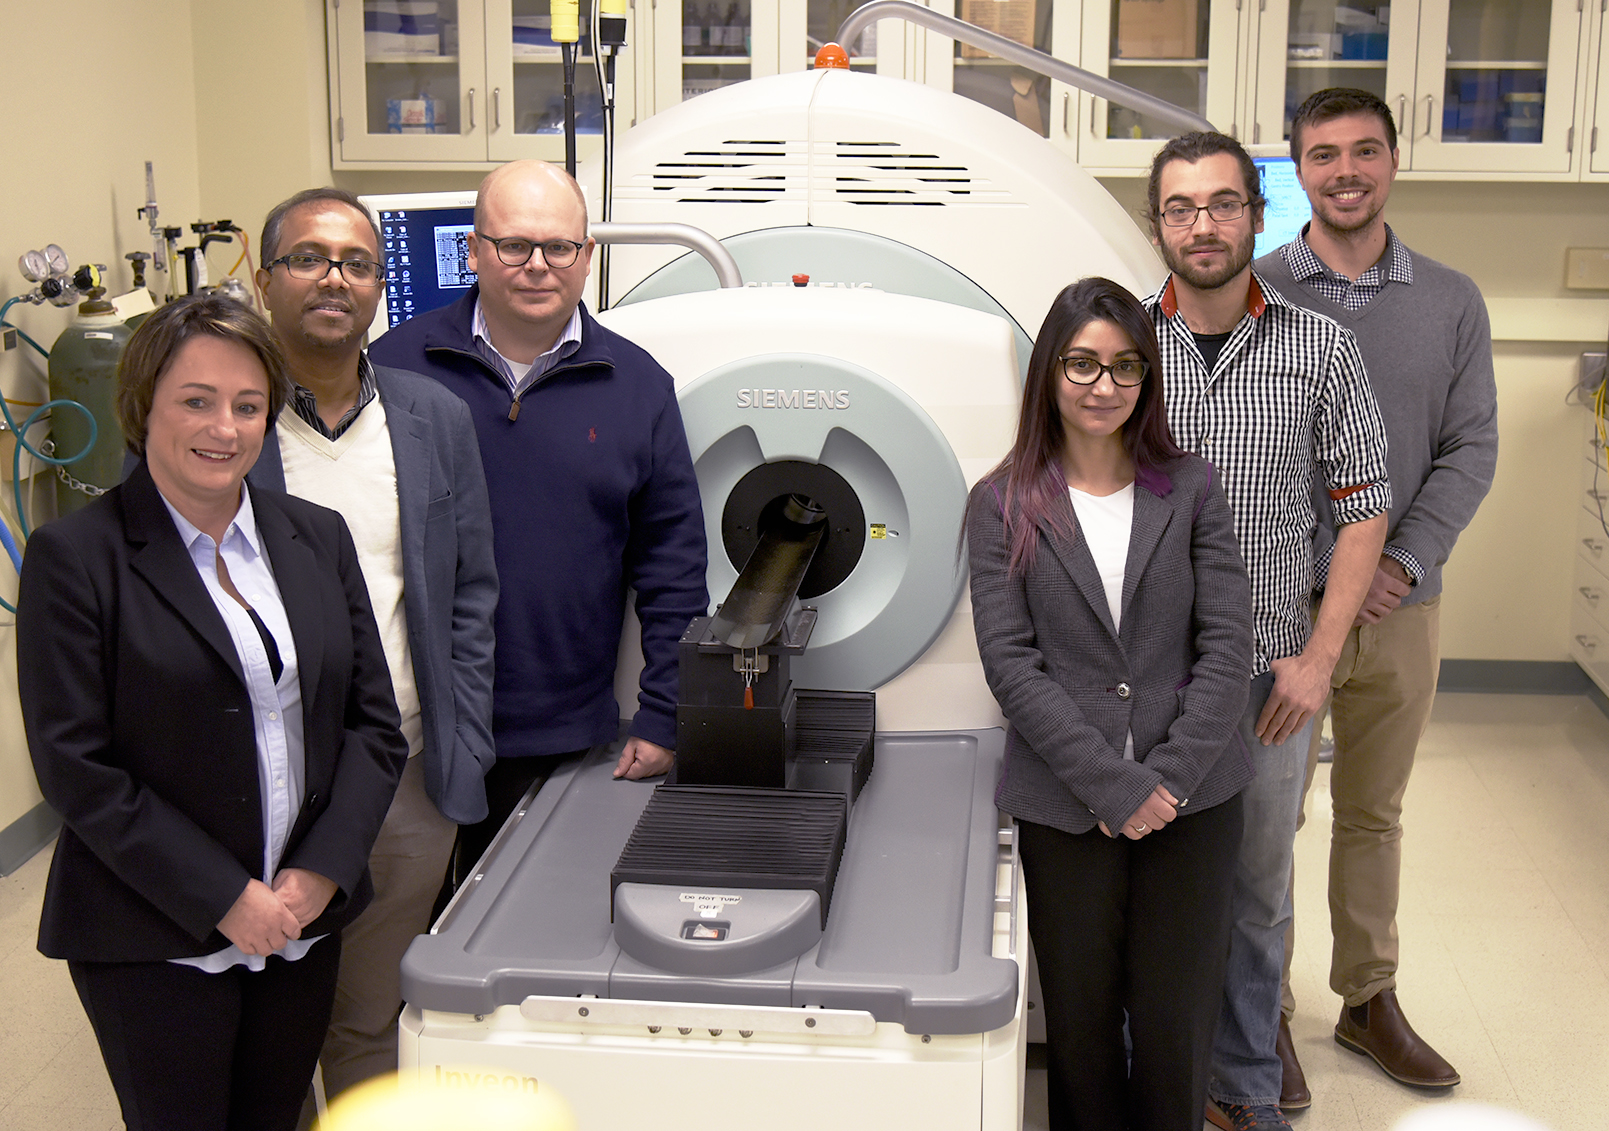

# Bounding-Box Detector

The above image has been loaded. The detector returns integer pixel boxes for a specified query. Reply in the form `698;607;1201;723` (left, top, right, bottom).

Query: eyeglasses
1159;198;1251;227
1061;356;1149;387
267;253;384;287
476;233;588;269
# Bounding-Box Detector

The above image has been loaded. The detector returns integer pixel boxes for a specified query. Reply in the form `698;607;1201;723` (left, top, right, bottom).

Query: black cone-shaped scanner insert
708;493;826;649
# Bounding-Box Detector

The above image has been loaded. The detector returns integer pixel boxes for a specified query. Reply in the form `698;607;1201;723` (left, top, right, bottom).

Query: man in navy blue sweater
369;160;708;868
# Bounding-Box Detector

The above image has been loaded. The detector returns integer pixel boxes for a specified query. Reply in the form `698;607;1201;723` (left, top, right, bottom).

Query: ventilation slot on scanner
792;690;875;801
612;786;849;927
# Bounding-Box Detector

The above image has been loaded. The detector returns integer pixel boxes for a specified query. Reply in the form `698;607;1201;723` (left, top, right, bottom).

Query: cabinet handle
1091;97;1098;137
494;87;502;130
1583;587;1604;605
468;87;476;131
1062;92;1070;138
1584;538;1606;556
1395;95;1406;134
1422;95;1434;138
1578;634;1600;654
1588;489;1609;504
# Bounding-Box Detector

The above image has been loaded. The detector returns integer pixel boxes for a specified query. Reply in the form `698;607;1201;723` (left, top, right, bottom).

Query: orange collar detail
1160;273;1268;321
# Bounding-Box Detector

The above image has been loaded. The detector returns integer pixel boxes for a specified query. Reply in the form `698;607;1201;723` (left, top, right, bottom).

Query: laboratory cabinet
1067;0;1591;176
1584;0;1609;180
326;0;1609;181
1570;425;1609;698
328;0;638;168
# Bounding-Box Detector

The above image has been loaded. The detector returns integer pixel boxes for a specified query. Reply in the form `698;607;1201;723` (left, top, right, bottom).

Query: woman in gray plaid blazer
968;278;1254;1131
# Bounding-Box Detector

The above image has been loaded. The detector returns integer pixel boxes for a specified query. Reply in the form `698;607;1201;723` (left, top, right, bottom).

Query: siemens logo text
736;389;852;410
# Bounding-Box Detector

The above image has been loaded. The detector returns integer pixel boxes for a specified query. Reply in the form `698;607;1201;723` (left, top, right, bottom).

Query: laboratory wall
0;1;208;855
1;2;1606;863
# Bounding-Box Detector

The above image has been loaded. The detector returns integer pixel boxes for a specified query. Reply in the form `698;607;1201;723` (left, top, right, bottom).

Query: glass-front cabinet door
1408;0;1585;173
1244;0;1418;154
1076;0;1242;171
1590;1;1609;179
947;0;1057;141
485;0;633;160
333;0;491;162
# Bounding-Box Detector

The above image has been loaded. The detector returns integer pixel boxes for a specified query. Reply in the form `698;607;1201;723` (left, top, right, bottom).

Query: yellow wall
2;3;1606;840
0;2;208;837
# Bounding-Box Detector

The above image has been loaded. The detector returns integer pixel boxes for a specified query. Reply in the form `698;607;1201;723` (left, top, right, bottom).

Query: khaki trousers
319;752;457;1100
1283;595;1440;1012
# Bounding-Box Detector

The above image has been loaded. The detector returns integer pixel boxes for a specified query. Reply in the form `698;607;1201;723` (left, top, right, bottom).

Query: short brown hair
1290;87;1398;163
117;293;293;456
260;187;382;265
1145;131;1267;240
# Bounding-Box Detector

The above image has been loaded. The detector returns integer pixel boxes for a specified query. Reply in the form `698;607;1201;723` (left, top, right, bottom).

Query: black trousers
68;934;341;1131
1019;794;1243;1131
449;751;582;887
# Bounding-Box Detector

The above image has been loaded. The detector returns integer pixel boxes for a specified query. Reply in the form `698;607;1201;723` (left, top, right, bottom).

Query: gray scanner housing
400;728;1016;1035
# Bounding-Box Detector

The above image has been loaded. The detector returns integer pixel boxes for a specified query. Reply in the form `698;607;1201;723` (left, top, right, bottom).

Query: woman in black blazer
968;279;1254;1131
17;294;408;1131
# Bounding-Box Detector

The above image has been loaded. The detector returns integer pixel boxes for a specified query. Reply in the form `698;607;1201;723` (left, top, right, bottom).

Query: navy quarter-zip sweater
370;287;708;757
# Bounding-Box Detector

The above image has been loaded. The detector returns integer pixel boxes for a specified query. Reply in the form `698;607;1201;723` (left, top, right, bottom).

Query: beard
1311;188;1385;237
1159;225;1256;293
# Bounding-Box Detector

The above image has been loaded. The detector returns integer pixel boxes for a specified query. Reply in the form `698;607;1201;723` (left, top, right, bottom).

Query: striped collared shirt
1279;225;1425;585
1145;272;1391;674
289;353;378;440
471;299;583;400
1281;222;1413;312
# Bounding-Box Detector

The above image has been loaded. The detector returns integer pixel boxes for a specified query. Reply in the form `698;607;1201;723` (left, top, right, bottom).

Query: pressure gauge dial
19;250;50;283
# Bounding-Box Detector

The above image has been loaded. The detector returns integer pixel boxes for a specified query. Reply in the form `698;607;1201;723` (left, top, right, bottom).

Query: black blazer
17;462;408;963
968;454;1255;836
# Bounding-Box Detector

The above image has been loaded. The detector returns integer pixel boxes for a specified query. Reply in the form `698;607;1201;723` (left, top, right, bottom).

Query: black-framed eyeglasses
1061;356;1149;387
476;233;587;269
1159;198;1251;227
267;253;384;287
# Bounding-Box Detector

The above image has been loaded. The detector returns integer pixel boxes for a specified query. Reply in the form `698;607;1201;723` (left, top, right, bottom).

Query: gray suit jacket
967;454;1254;835
251;363;498;825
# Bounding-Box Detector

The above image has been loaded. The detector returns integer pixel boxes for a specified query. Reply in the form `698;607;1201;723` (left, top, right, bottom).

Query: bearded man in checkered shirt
1141;130;1391;1131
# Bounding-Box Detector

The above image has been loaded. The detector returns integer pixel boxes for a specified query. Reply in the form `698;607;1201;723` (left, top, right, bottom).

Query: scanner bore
721;461;865;600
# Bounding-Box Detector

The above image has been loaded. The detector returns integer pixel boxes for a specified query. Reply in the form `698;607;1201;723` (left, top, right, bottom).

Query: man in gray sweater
1256;88;1498;1100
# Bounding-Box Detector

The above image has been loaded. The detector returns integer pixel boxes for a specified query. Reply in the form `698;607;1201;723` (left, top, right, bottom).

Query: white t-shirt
1069;482;1136;759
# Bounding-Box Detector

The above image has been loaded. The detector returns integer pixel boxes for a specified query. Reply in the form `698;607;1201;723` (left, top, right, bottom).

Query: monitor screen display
1253;155;1311;261
358;191;479;341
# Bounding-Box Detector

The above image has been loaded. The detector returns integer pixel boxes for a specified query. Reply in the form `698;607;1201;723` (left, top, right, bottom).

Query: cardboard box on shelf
1115;0;1198;60
960;0;1036;60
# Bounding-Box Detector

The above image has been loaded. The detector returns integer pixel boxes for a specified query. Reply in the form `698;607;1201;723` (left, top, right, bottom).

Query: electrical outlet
1582;352;1607;395
1566;249;1609;290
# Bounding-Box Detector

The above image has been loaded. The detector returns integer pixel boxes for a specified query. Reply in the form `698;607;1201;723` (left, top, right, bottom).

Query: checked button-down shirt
1145;272;1392;676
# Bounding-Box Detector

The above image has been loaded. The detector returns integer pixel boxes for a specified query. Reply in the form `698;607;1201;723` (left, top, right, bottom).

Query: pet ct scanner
398;65;1167;1130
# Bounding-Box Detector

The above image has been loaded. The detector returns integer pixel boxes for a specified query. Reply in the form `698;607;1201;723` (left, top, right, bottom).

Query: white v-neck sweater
277;401;422;757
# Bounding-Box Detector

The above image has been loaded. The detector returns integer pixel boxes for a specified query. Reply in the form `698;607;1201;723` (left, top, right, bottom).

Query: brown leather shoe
1334;989;1460;1087
1277;1015;1311;1109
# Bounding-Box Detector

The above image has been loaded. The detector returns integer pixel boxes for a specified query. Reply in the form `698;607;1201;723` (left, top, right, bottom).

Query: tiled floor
3;693;1604;1130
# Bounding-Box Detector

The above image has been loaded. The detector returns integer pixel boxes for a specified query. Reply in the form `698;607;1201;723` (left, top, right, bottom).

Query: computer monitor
358;191;478;343
1251;152;1311;260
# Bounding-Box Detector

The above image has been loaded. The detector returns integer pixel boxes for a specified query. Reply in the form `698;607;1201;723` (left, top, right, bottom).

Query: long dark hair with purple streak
982;276;1184;576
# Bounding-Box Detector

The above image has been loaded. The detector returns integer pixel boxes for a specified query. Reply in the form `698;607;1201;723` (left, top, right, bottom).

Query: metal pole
591;222;745;291
836;0;1215;137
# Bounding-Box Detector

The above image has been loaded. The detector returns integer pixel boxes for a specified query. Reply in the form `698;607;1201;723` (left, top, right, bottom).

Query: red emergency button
792;274;810;287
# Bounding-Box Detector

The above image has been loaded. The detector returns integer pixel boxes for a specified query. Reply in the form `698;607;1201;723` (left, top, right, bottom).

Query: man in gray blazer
253;188;497;1106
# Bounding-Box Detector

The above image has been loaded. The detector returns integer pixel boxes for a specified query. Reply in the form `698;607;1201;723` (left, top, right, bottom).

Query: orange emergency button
792;273;810;287
813;42;850;69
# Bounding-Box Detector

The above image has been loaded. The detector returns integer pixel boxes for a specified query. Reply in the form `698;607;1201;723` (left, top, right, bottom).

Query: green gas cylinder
48;288;130;516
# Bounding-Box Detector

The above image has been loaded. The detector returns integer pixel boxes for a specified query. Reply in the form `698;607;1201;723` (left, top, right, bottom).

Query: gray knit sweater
1255;241;1499;605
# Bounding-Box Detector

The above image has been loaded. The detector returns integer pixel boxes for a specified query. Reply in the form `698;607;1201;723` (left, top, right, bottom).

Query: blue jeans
1209;672;1313;1108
